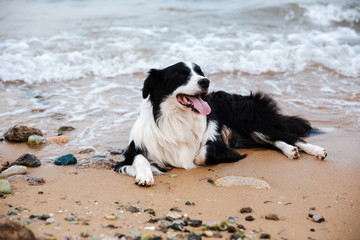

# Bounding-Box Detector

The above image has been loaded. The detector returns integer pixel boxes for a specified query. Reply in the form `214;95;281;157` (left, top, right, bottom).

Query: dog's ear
142;69;162;99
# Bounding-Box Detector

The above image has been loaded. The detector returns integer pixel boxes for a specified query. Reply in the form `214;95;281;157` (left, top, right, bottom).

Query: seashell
0;166;27;178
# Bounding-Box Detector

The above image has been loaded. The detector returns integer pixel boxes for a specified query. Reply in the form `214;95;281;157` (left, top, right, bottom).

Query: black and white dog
114;62;327;186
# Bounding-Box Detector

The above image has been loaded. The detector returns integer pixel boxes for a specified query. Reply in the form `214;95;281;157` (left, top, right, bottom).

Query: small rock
79;147;96;154
4;125;42;142
207;178;214;184
310;214;325;223
245;215;254;221
105;215;116;220
230;233;245;239
185;201;195;206
260;233;271;239
8;210;17;215
28;135;46;146
188;234;202;240
227;217;235;223
171;223;185;231
7;175;45;186
166;211;182;220
227;226;236;233
0;221;36;239
185;219;202;227
46;136;70;144
170;174;177;178
144;208;156;216
214;176;271;189
57;126;75;135
204;230;213;237
240;207;252;213
110;149;124;155
54;154;77;166
122;205;140;213
11;153;41;167
309;207;316;211
265;213;279;221
0;166;27;178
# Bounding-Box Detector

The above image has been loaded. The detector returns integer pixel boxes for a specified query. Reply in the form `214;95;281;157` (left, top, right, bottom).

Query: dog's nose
198;78;210;89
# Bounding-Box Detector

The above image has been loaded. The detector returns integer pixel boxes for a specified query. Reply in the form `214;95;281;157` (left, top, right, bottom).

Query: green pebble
130;230;141;237
228;217;235;223
113;213;125;220
54;154;77;166
28;135;45;146
0;180;11;194
170;174;177;178
141;233;151;240
8;210;17;215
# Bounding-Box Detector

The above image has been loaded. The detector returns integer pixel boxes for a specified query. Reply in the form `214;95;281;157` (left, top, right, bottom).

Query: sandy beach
1;126;359;239
1;0;360;239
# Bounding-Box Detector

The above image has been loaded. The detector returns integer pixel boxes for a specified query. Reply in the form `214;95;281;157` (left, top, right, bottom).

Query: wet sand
1;128;359;239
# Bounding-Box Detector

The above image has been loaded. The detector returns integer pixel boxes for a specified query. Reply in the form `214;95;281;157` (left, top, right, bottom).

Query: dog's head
143;62;211;119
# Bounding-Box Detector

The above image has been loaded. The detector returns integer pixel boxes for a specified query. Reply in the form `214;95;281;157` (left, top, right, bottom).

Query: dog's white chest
130;100;216;169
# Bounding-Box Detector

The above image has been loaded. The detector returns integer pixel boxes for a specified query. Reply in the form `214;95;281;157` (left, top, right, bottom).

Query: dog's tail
282;115;320;137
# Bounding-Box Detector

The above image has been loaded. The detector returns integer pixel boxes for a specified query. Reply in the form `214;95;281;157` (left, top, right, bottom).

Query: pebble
57;126;75;135
105;215;116;220
11;153;41;167
185;201;195;206
110;149;124;155
227;226;236;233
310;214;325;223
265;213;279;221
204;230;214;237
185;219;202;227
4;125;43;142
227;217;235;223
79;147;96;154
260;233;271;239
166;211;182;220
28;135;46;146
7;175;46;186
54;154;77;166
0;166;27;178
245;215;255;221
214;176;271;189
240;207;252;213
46;136;70;144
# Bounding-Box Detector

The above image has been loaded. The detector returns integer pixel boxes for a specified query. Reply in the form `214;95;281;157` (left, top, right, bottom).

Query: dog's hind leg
295;140;327;160
274;141;300;159
251;132;300;159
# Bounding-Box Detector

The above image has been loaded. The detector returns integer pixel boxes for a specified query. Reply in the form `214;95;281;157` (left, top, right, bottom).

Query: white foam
302;3;360;25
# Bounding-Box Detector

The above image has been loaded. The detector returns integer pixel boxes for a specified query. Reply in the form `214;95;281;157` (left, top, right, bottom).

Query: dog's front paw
135;170;154;187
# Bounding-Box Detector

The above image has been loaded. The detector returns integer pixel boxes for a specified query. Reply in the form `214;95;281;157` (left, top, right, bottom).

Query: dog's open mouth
176;94;211;116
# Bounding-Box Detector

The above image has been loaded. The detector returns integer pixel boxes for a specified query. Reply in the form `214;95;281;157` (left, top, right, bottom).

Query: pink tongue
187;96;211;116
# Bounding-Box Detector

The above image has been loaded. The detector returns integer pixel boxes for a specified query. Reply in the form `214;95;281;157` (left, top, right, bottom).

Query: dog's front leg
133;155;154;186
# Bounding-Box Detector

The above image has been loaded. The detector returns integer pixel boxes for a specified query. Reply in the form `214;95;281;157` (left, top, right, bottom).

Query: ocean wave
1;2;360;83
302;3;360;25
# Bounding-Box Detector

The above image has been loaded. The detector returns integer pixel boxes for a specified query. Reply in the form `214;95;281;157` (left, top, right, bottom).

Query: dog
114;62;327;186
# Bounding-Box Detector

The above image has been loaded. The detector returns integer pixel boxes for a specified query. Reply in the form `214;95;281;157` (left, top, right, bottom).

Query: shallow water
0;0;359;159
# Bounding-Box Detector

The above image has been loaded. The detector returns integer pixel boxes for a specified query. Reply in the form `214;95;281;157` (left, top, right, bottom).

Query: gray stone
4;125;42;142
11;153;41;167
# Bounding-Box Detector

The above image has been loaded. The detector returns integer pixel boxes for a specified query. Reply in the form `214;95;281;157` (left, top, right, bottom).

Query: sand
1;128;359;240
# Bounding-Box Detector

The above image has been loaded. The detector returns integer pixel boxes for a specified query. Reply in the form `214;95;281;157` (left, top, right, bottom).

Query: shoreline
1;128;360;239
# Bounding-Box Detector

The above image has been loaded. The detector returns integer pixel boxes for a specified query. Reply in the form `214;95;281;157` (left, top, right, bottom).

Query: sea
0;0;359;159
